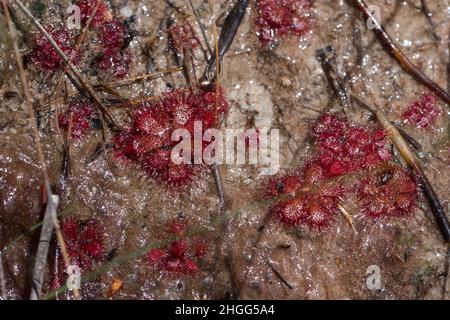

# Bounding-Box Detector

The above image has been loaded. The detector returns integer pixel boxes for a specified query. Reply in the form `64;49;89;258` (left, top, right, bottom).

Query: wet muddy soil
0;0;449;299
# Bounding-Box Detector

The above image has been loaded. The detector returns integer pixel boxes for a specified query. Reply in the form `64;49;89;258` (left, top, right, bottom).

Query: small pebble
120;6;133;18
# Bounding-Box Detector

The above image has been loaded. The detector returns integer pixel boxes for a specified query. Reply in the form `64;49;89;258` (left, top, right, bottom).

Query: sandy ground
0;0;449;299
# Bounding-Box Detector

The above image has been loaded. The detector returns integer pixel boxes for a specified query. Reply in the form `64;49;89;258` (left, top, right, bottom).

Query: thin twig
351;7;364;71
353;96;450;242
442;243;450;299
265;258;293;290
366;0;401;50
48;1;100;104
188;0;213;55
59;112;73;193
182;47;195;89
165;0;189;17
420;0;440;42
1;1;79;299
2;0;54;300
211;164;226;213
200;1;238;298
106;66;183;87
38;67;185;113
343;9;450;242
73;2;101;52
14;0;118;129
338;204;358;235
110;94;164;108
316;46;353;109
0;244;7;300
237;211;272;298
2;1;51;200
391;124;422;151
201;0;249;85
97;82;124;100
350;94;422;151
448;26;450;94
208;9;231;292
351;0;450;105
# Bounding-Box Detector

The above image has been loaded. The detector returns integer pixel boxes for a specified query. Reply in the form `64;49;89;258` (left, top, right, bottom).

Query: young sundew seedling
147;219;208;275
402;92;442;129
168;22;201;54
27;1;134;157
76;0;110;28
356;165;419;220
273;185;344;230
61;218;105;269
265;113;419;232
97;19;134;79
114;86;228;188
255;0;314;45
98;49;133;79
58;100;95;141
28;2;133;80
311;114;392;178
51;218;105;288
30;26;78;72
99;19;127;49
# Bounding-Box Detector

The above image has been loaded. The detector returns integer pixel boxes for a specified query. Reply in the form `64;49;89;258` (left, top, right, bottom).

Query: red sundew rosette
356;166;419;219
112;87;229;188
30;26;80;72
255;0;314;45
146;220;208;275
402;92;442;129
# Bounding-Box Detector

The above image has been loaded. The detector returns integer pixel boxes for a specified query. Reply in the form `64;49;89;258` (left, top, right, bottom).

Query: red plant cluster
311;114;392;178
356;166;418;219
402;92;442;129
264;174;302;197
97;19;133;78
30;1;132;79
99;19;127;49
58;100;94;140
60;218;105;270
147;220;208;274
51;218;105;288
264;113;410;231
273;185;343;230
168;22;201;54
255;0;313;45
76;0;110;27
30;27;78;72
114;87;228;188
